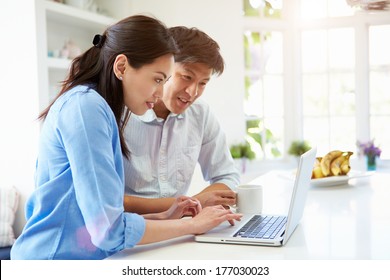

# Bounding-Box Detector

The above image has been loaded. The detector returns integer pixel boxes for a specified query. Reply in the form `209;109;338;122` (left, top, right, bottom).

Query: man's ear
113;54;128;80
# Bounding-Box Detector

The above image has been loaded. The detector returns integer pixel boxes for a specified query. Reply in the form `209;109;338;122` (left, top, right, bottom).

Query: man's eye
182;75;191;81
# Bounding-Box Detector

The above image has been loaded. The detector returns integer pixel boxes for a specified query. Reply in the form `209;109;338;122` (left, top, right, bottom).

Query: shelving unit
35;0;117;109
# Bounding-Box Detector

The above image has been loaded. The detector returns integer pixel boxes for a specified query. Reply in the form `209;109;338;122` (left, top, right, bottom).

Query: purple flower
356;140;382;158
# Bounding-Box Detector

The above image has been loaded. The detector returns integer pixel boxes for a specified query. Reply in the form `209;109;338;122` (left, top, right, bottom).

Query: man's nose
186;83;198;97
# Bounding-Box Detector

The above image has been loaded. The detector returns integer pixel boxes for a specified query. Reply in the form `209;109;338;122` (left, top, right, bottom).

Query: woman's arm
138;205;242;244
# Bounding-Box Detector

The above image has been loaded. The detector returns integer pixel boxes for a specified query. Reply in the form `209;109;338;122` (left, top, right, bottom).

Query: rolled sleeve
123;213;146;248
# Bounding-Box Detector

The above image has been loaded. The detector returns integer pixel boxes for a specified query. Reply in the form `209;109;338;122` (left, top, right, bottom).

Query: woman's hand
189;205;243;235
139;204;243;245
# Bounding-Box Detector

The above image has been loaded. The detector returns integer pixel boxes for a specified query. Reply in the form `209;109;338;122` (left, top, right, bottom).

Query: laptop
195;147;317;246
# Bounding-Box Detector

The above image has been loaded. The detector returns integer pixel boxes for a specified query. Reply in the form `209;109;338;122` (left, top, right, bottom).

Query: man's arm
124;184;237;214
123;195;176;214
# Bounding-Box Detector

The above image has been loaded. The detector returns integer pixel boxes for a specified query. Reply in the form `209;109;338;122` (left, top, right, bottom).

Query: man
123;26;240;214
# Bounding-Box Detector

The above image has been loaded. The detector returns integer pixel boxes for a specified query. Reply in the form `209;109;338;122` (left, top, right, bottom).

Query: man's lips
178;97;190;104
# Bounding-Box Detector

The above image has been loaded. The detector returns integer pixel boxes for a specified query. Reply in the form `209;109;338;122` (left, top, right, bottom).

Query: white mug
236;184;263;214
65;0;93;10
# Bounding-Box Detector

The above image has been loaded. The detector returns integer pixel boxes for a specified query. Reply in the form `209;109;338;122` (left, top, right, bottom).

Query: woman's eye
155;79;163;84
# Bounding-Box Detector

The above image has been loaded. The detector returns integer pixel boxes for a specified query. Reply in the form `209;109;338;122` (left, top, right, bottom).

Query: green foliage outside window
246;119;281;158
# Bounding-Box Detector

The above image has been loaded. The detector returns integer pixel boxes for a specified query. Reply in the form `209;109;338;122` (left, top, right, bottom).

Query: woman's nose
154;87;163;99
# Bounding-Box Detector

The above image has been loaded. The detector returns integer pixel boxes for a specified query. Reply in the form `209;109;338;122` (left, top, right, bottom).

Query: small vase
366;155;377;171
234;158;247;174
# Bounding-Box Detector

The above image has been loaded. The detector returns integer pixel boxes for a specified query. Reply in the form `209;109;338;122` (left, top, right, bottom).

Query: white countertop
107;169;390;260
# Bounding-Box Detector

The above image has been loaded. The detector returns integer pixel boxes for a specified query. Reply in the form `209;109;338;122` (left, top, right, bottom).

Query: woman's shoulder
65;85;104;102
55;85;108;111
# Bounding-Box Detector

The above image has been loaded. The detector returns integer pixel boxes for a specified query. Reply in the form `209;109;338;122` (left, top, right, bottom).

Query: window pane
328;28;355;70
244;75;263;117
303;117;329;155
264;75;283;117
243;0;283;18
329;72;355;115
370;25;390;65
244;31;282;73
302;30;327;73
370;71;390;115
302;74;328;116
329;116;356;151
264;117;284;158
247;117;283;159
265;32;283;73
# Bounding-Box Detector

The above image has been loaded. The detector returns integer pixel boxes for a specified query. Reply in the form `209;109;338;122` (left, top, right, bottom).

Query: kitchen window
243;0;390;159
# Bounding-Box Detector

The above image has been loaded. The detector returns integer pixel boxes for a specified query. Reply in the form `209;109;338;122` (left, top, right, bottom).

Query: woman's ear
113;54;128;80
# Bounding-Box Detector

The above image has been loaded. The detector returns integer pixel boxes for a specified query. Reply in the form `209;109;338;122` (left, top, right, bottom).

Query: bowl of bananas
311;150;372;187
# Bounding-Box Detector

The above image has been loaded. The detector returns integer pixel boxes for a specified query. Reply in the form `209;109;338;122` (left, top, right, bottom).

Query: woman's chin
131;107;148;116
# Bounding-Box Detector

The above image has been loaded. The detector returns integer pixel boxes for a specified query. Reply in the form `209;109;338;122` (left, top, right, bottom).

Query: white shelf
44;0;116;29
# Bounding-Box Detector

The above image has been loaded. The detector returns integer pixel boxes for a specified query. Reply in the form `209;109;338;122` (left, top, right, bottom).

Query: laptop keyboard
234;215;287;239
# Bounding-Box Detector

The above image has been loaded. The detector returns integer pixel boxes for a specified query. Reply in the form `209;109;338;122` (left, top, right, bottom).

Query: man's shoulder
186;99;211;116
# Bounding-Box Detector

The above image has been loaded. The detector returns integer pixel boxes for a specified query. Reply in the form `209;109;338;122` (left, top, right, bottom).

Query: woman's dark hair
168;26;224;76
39;15;178;158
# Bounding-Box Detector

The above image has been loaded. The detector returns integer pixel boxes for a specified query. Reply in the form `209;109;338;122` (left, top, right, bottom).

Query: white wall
130;0;247;144
0;1;41;236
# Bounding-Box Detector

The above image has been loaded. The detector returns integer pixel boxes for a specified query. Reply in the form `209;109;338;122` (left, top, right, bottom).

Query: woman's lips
146;102;155;109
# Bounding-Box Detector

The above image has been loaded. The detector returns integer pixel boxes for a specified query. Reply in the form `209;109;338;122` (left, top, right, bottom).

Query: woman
11;15;241;260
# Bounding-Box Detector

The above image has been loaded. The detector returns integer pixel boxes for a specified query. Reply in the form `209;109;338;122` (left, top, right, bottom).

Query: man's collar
136;109;184;123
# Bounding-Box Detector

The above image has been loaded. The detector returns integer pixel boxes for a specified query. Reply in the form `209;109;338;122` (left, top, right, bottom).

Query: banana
340;155;353;175
320;150;343;176
312;157;324;179
330;151;353;176
312;166;324;179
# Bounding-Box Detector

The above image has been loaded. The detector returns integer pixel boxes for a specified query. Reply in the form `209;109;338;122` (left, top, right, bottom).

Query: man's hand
163;196;202;219
193;189;236;209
